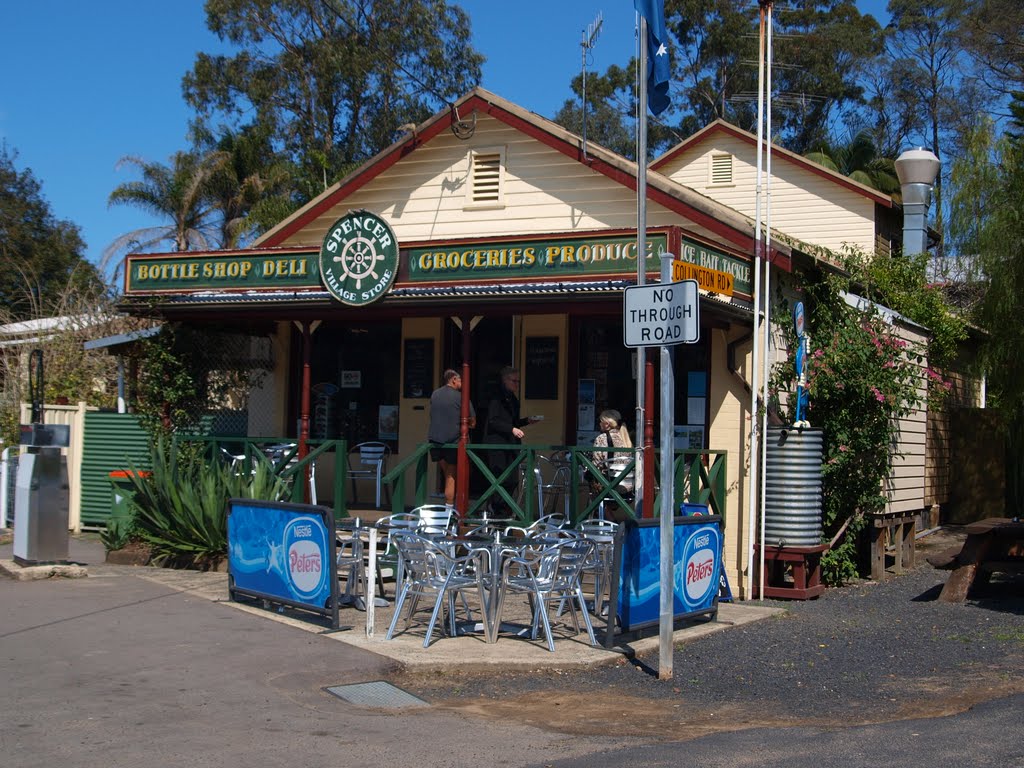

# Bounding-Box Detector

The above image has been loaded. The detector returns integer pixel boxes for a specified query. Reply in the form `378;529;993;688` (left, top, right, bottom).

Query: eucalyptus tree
183;0;484;195
948;105;1024;511
663;0;883;153
960;0;1024;98
106;150;228;263
0;145;97;320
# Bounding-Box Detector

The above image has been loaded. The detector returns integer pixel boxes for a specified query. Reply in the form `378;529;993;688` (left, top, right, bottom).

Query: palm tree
207;126;295;249
104;150;228;267
804;131;901;199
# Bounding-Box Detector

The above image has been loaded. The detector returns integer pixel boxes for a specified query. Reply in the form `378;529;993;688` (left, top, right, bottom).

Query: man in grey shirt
428;369;476;509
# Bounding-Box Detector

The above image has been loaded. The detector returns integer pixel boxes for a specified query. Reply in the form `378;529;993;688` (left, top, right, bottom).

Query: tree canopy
0;145;98;320
183;0;484;193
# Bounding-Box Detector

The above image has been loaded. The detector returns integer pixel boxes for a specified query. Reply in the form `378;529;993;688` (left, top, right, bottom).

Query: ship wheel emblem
333;235;383;289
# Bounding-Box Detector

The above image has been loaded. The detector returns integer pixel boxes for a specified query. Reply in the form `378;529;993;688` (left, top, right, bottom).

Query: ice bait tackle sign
319;210;399;306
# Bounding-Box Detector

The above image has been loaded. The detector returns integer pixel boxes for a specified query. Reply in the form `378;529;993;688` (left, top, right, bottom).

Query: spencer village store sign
124;218;754;304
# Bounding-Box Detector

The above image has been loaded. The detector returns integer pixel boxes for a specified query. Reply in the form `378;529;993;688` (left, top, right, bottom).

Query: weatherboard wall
655;132;878;256
274;113;716;250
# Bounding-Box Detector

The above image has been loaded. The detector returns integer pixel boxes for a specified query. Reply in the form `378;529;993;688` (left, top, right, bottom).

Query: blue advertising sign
227;499;339;628
607;516;722;643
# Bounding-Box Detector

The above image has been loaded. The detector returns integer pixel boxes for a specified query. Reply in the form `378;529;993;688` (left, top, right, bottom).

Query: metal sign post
623;256;700;680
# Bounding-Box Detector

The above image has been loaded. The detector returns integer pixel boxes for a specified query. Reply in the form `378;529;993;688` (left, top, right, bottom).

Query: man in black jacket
483;366;538;517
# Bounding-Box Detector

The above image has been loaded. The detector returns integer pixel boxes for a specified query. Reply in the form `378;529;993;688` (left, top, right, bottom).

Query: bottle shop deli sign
319;211;399;306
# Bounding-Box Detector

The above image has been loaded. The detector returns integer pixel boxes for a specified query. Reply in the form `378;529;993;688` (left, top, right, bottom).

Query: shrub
125;437;290;566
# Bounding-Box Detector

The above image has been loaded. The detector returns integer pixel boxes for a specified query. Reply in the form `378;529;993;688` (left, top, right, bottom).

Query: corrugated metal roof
123;280;754;317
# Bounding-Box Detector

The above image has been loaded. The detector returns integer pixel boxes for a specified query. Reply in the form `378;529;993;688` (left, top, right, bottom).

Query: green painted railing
174;436;348;519
382;443;727;526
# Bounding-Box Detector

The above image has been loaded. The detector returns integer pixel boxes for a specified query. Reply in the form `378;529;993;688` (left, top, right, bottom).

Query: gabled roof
651;119;894;208
256;88;791;259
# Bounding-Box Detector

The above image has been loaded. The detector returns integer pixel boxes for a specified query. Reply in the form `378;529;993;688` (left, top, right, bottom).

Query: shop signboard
404;232;671;282
125;251;320;293
227;499;339;629
606;516;722;644
319;210;400;306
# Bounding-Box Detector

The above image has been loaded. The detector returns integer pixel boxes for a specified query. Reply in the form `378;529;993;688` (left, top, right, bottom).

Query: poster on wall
227;499;339;629
340;370;362;388
378;405;398;440
578;378;596;435
674;425;705;450
687;396;706;424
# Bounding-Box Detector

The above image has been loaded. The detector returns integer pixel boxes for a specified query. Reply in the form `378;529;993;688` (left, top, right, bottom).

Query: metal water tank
763;426;823;546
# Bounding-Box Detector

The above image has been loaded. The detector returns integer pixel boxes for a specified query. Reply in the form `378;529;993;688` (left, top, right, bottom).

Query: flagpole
635;12;648;518
746;3;766;601
758;0;775;602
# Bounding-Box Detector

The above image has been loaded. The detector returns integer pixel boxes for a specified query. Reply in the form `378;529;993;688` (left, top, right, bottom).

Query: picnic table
933;517;1024;602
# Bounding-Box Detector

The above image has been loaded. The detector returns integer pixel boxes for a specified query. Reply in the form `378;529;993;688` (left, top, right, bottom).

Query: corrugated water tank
763;426;823;546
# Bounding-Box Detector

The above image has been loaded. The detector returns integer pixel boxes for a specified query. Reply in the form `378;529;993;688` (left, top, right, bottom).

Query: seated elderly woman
591;409;635;495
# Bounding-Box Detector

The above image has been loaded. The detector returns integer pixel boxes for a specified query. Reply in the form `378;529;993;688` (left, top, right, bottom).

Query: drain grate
326;681;429;709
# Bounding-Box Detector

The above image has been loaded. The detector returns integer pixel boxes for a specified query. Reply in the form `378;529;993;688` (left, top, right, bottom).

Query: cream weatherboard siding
656;132;878;256
275;114;721;248
885;322;929;515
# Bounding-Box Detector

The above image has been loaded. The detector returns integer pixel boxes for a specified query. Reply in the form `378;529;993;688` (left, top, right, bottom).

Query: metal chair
496;537;597;652
577;519;619;616
385;532;486;648
412;504;454;537
372;513;420;596
334;529;366;607
347;442;391;508
533;454;573;518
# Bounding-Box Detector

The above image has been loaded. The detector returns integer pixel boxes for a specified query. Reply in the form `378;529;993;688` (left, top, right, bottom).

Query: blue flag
635;0;671;115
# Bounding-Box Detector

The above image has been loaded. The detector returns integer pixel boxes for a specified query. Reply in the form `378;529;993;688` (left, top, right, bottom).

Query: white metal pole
658;253;675;680
635;13;647;508
746;5;767;600
758;1;775;600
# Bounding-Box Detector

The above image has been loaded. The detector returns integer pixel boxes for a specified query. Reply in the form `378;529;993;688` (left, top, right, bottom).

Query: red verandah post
455;315;472;521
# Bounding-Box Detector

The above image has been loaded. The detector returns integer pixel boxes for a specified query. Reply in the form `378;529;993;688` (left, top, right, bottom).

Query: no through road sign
623;280;700;347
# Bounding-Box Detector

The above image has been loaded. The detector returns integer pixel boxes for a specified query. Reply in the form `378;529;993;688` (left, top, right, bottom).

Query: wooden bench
866;511;918;582
937;518;1024;602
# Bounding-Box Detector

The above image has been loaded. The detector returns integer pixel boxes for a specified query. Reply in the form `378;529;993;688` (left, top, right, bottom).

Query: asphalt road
2;534;1023;767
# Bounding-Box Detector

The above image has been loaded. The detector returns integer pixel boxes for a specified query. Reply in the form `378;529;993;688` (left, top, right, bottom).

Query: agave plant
124;438;290;566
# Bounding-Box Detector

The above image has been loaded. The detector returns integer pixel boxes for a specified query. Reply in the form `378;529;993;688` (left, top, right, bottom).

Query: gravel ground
398;532;1024;727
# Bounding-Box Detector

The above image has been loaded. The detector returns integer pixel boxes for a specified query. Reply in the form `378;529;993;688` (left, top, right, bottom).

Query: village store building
121;88;797;598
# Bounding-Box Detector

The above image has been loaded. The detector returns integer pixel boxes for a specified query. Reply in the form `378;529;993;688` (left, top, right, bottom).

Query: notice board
524;336;559;400
403;338;434;399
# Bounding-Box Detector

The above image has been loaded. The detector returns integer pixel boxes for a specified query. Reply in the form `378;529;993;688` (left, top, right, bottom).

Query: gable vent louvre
469;149;504;205
710;153;733;185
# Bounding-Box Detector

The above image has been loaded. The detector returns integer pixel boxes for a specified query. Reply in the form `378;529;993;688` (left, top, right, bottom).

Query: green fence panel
80;412;151;528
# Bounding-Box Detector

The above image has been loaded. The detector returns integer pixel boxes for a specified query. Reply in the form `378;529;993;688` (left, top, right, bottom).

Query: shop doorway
442;316;514;438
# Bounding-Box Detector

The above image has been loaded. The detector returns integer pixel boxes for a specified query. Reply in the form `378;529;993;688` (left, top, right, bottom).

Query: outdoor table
446;532;528;643
335;519;389;612
938;517;1024;602
578;523;616;617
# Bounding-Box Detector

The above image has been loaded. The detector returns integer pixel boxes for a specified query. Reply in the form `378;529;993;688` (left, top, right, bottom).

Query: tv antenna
581;11;603;160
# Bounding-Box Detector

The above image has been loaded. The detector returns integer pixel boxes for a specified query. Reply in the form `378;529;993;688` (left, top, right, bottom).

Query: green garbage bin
108;470;148;521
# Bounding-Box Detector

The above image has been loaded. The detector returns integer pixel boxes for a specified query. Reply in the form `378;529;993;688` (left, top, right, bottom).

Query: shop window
709;153;733;186
466;147;505;208
303;321;401;446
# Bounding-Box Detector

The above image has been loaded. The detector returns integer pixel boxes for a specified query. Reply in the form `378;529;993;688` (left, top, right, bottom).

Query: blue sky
1;1;889;275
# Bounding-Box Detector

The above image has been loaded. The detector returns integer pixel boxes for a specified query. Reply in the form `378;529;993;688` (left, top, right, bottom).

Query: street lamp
895;148;940;257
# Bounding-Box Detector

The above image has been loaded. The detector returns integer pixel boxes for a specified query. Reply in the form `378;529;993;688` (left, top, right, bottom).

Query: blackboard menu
524;336;559;400
403;338;434;399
